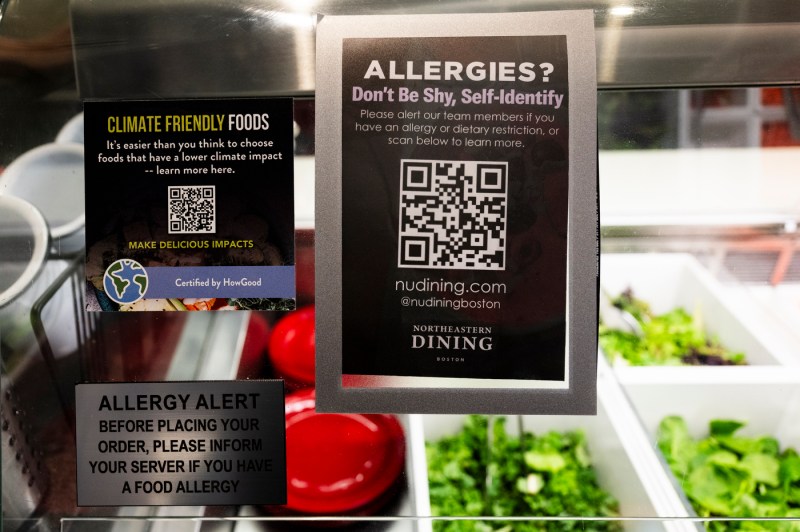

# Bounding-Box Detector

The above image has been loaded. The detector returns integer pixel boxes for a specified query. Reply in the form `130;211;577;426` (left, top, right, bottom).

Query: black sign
342;35;570;382
315;12;598;414
84;98;295;312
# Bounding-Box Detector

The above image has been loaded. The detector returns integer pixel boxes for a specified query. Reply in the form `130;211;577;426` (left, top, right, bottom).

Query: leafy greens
658;416;800;531
599;289;746;366
426;416;621;532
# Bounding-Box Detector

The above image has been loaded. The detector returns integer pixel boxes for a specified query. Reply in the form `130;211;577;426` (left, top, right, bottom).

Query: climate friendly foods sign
84;98;295;312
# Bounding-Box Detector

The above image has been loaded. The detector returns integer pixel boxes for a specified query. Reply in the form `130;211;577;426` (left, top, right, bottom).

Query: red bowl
236;312;271;378
283;389;406;514
268;306;315;387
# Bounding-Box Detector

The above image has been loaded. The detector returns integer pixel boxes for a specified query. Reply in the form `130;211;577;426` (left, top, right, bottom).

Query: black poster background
84;99;295;299
341;36;570;381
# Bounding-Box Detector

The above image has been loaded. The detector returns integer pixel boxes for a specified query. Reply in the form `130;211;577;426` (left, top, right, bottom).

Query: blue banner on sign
144;266;295;298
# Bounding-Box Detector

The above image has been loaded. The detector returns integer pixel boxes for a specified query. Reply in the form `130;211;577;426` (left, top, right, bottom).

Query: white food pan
622;369;800;523
722;283;800;365
410;378;682;531
600;253;788;375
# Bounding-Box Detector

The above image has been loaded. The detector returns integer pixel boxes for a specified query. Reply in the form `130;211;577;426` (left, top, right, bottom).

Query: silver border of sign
314;10;598;414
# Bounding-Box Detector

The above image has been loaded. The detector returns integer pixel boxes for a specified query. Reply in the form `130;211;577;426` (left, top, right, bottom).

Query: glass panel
3;0;800;530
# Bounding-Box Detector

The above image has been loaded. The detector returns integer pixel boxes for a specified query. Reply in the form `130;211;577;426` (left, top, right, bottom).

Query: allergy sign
75;380;287;506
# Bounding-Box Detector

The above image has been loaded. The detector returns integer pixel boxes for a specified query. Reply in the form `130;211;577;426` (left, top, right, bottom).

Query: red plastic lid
268;306;315;386
284;389;406;514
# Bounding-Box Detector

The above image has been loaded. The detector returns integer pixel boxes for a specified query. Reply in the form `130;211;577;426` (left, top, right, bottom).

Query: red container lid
284;389;405;514
268;306;315;386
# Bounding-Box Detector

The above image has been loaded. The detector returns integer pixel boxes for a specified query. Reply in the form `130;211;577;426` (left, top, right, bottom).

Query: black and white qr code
168;185;216;234
398;160;507;270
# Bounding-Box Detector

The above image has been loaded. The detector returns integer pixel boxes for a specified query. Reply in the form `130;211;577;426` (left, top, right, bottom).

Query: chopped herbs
599;289;746;366
658;416;800;530
426;416;621;531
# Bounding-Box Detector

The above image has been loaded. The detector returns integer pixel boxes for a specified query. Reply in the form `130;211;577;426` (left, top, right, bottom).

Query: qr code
398;160;507;270
168;185;216;234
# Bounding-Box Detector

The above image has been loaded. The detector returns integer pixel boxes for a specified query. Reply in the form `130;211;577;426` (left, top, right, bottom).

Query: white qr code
168;185;216;234
398;160;507;270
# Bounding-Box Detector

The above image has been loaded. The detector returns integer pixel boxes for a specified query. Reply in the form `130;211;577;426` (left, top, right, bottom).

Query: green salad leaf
599;289;747;366
426;416;622;532
658;416;800;530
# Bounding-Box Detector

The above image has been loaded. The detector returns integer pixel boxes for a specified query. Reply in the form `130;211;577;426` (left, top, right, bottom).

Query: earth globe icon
103;259;148;304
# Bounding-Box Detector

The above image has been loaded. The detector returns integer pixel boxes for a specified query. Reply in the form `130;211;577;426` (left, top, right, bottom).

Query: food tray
721;283;800;366
600;253;788;376
621;369;800;524
409;377;680;531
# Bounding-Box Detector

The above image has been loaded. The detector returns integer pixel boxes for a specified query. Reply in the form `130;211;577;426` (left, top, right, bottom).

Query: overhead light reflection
609;5;635;17
271;11;317;30
599;5;635;84
282;0;316;13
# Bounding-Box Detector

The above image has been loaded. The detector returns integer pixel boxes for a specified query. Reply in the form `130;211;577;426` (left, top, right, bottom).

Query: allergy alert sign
75;381;286;506
315;12;599;414
84;98;295;312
